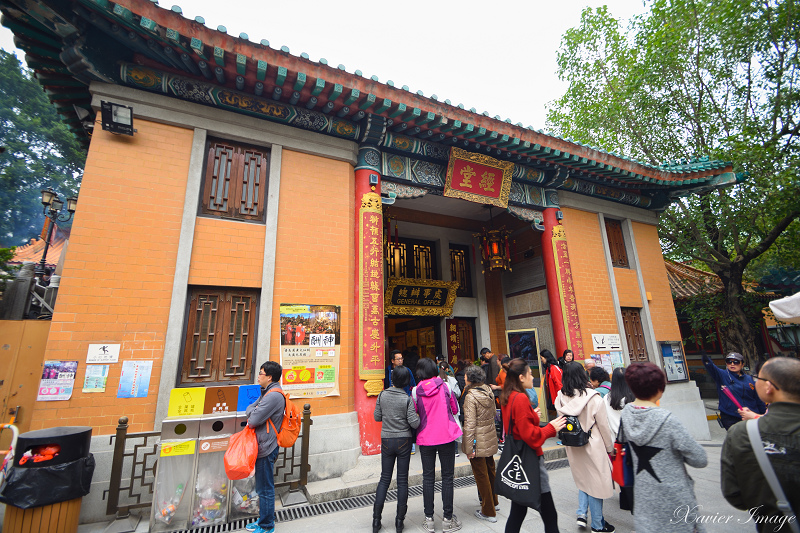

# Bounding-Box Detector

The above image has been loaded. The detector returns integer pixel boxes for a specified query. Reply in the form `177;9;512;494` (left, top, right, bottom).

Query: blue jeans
255;447;280;529
419;442;456;519
373;437;412;520
577;490;604;529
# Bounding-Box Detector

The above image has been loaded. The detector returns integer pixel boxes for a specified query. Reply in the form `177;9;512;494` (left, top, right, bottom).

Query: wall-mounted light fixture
101;101;135;136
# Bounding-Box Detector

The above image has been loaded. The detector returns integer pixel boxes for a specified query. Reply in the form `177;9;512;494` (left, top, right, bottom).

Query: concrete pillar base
659;380;712;441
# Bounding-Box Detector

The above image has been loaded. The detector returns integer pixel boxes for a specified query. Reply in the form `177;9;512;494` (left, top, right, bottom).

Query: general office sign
384;278;460;317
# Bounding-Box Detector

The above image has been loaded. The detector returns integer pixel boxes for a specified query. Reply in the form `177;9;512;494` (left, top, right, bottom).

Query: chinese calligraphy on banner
443;147;514;208
551;225;585;359
358;193;385;389
279;304;341;398
384;278;460;317
445;319;461;364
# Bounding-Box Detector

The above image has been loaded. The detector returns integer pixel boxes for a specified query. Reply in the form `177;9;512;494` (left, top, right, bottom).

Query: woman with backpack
413;357;463;533
604;367;635;512
501;358;566;533
620;363;707;533
554;362;616;532
373;365;420;533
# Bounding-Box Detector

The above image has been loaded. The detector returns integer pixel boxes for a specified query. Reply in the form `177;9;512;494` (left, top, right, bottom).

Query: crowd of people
371;347;800;533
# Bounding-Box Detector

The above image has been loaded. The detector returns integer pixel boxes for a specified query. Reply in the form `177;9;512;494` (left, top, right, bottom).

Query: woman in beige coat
554;362;616;532
460;365;499;523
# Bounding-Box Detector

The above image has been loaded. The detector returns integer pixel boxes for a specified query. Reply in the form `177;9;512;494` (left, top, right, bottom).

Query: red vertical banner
551;226;584;359
358;192;386;391
446;319;461;365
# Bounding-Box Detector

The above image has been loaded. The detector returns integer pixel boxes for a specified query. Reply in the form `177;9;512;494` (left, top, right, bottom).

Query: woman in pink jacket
412;358;463;533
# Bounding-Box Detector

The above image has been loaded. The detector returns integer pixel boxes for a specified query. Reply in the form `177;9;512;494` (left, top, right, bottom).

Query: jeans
505;492;559;533
373;437;412;520
419;441;456;519
577;490;604;530
255;447;280;529
469;456;498;517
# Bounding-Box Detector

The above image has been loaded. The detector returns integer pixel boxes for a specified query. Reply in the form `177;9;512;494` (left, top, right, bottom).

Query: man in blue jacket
245;361;285;533
385;350;415;395
703;352;766;429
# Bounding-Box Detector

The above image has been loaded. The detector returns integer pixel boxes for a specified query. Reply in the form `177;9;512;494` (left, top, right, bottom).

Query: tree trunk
717;278;758;370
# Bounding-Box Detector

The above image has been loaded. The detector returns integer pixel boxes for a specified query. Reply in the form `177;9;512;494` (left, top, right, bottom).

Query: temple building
1;0;742;522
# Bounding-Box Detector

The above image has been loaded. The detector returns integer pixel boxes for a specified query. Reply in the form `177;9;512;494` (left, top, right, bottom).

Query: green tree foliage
547;0;800;362
0;49;85;247
0;246;18;296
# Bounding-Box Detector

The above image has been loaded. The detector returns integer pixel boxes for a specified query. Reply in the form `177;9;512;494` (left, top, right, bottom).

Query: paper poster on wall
591;334;622;352
117;360;153;398
661;341;689;383
37;360;78;401
83;364;110;393
279;304;341;398
609;351;624;369
86;343;120;363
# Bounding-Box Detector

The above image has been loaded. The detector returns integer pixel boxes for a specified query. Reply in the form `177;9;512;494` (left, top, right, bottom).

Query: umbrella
769;291;800;325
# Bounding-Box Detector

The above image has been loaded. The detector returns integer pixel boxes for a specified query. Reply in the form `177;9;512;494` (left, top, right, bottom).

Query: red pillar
541;207;569;358
354;149;383;455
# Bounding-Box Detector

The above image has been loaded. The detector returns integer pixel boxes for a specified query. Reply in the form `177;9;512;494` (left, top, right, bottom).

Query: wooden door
621;307;649;362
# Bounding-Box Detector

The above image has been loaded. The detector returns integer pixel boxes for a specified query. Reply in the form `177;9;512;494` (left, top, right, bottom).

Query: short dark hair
391;365;410;389
416;357;438;382
589;367;610;383
465;365;485;384
561;361;589;397
261;360;283;383
480;347;492;356
761;357;800;398
391;350;403;360
624;362;666;399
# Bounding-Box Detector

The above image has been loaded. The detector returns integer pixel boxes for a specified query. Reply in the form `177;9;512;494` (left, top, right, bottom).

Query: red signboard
552;226;584;358
446;319;461;364
444;147;514;208
358;193;386;381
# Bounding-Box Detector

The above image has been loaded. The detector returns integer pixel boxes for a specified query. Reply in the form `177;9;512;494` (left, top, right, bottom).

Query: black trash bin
0;426;94;533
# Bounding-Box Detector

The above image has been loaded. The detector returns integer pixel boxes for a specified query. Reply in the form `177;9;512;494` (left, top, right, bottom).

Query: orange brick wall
632;221;681;341
614;268;642;308
560;207;619;355
188;217;265;287
34;118;193;434
271;149;355;416
485;271;508;354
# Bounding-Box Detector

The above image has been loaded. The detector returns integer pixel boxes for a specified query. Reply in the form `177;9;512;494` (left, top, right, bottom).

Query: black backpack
558;415;595;447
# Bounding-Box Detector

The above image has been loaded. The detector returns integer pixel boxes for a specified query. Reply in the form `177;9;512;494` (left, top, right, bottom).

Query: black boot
395;517;404;533
372;517;381;533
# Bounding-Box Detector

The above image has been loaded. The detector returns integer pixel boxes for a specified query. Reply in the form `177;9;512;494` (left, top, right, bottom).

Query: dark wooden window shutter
621;307;648;362
201;140;269;222
182;287;258;384
605;219;629;268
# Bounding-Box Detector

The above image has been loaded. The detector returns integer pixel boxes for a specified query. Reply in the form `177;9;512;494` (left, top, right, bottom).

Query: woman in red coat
540;349;563;413
501;359;566;533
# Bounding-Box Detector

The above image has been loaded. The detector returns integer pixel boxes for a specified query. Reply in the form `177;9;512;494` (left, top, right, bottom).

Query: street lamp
35;188;77;278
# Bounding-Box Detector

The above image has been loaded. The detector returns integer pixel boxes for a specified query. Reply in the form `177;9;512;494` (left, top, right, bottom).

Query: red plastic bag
224;426;257;480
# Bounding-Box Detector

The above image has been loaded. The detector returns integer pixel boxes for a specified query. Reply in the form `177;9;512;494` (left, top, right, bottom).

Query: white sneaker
474;510;497;523
577;516;588;528
421;516;435;533
442;515;462;533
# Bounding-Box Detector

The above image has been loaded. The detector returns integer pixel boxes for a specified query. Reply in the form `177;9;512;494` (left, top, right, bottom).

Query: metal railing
103;404;313;521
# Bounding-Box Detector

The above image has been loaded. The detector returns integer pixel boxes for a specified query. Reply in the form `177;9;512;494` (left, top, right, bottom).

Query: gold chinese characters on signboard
384;277;460;317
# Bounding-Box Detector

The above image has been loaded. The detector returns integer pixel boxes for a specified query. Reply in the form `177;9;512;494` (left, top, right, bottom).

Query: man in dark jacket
721;357;800;532
385;350;415;395
479;348;501;393
703;351;766;429
245;361;285;533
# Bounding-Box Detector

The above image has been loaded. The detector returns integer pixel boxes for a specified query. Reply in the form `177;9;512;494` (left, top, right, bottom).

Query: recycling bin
150;417;200;532
1;426;94;533
189;413;236;527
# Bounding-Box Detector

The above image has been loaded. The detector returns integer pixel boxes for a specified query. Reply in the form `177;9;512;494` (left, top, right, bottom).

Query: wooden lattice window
201;140;269;221
605;218;629;268
181;288;258;384
449;245;473;297
386;238;437;280
621;307;648;362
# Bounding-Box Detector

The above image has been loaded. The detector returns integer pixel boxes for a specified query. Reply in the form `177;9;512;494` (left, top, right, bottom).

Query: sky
0;0;647;129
